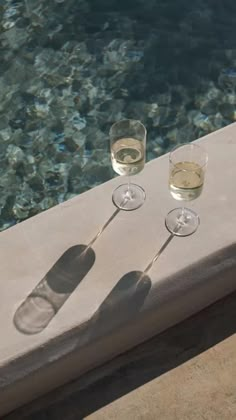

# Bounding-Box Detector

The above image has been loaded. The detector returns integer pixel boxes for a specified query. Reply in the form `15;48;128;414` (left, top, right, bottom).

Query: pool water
0;0;236;229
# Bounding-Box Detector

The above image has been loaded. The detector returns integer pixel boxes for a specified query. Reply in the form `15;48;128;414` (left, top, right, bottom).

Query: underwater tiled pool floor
0;0;236;229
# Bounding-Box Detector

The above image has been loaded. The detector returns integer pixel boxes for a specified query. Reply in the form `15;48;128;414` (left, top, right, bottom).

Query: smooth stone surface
5;290;236;419
86;294;236;420
0;123;236;416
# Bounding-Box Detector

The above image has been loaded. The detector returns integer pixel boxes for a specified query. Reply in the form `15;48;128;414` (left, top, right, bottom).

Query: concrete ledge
0;123;236;416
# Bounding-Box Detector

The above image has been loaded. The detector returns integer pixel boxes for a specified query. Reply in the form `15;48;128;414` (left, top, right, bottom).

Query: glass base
112;183;146;211
165;207;200;236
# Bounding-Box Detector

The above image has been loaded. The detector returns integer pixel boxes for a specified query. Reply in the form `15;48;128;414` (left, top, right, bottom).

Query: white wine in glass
169;161;204;201
110;119;146;211
166;143;208;236
111;137;145;176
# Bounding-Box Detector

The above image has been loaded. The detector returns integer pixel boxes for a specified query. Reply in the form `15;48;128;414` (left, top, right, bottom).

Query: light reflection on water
0;0;236;229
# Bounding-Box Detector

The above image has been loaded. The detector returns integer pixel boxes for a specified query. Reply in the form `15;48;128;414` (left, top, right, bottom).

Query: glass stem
126;175;132;199
178;206;186;225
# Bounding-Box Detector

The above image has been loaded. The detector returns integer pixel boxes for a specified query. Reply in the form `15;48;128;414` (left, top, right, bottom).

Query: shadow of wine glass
75;270;152;349
13;245;95;335
13;207;122;335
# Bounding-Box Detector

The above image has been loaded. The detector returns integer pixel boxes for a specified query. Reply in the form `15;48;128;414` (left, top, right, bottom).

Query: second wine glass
165;143;208;236
110;119;146;211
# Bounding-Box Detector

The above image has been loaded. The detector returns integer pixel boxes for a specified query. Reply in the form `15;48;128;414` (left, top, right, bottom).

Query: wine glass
110;119;146;211
165;143;208;236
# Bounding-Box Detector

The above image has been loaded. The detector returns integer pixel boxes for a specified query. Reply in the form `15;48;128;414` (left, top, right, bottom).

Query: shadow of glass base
14;245;95;335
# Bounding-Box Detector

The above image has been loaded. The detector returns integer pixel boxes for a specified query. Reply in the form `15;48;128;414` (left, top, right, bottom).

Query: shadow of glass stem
14;245;95;335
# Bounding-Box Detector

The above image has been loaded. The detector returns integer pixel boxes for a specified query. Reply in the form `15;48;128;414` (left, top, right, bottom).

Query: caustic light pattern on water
0;0;236;229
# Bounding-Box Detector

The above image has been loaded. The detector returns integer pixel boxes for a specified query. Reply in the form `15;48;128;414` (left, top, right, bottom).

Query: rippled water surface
0;0;236;229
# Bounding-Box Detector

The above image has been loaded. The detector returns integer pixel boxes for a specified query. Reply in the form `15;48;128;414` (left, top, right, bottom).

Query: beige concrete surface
87;334;236;420
5;289;236;419
0;123;236;416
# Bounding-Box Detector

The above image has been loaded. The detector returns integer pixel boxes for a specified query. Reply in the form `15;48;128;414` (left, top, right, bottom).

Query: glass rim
169;142;208;168
109;118;147;137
